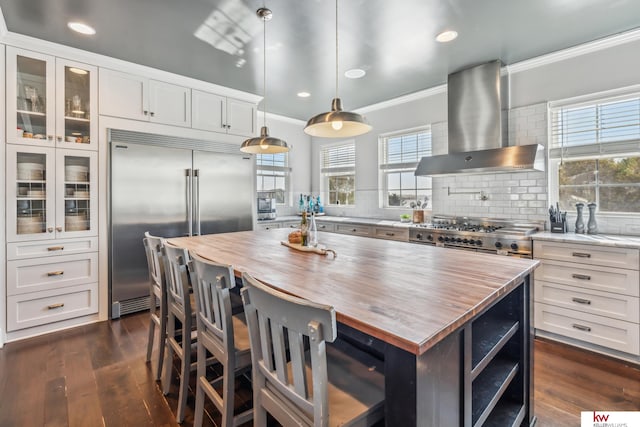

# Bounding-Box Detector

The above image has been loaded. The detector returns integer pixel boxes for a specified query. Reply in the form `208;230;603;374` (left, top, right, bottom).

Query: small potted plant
400;213;411;223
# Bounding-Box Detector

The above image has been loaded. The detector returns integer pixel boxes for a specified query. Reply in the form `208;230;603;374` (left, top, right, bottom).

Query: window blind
380;128;432;170
550;94;640;159
321;142;355;174
256;152;291;172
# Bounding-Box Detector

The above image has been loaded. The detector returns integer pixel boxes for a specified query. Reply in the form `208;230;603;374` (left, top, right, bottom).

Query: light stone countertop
260;215;415;228
533;231;640;249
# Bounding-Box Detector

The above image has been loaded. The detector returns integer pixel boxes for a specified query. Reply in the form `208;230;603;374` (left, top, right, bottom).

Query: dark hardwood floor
0;312;638;426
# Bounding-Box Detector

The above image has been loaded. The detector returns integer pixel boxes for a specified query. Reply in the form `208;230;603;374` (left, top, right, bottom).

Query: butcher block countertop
169;229;539;355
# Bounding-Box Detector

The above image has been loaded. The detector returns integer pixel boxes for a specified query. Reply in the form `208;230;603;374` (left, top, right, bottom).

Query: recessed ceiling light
67;22;96;35
69;67;88;75
297;92;311;98
436;30;458;43
344;68;366;79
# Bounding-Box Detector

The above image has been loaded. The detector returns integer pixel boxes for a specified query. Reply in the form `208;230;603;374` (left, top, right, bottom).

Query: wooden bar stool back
189;253;253;427
162;242;196;423
143;232;168;381
241;272;385;427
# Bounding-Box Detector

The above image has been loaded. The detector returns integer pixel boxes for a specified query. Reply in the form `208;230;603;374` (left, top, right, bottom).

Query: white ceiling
1;0;640;121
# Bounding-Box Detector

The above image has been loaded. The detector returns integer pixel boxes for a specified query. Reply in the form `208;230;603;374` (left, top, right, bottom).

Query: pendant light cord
263;9;267;128
335;0;339;100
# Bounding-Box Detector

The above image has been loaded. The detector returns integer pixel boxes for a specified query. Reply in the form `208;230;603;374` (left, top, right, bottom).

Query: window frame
320;141;356;207
548;86;640;216
378;126;433;209
255;152;291;205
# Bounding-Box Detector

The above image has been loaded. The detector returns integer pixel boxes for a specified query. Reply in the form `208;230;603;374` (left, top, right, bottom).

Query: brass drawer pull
385;232;395;236
572;324;591;332
572;297;591;305
47;246;64;251
352;228;357;232
572;252;591;258
47;303;65;310
572;273;591;280
47;271;64;277
320;225;326;229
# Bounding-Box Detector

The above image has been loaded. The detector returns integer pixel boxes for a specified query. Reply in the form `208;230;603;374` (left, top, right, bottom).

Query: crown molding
0;7;8;37
507;27;640;74
354;84;447;115
0;28;262;104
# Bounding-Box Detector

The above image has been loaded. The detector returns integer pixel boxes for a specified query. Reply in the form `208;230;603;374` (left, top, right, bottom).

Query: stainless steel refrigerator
109;130;254;317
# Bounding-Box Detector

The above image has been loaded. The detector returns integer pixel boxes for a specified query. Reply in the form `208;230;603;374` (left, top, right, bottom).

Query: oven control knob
444;236;450;242
427;234;433;241
438;236;444;242
416;233;423;240
510;243;519;251
456;238;462;243
475;240;483;246
462;238;469;244
495;241;503;249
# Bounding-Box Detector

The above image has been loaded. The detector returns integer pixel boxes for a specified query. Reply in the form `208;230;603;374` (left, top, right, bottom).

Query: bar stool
143;232;168;381
240;272;385;427
189;253;253;427
162;242;197;423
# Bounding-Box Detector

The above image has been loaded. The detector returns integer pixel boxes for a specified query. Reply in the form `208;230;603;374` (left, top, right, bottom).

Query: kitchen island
169;229;539;426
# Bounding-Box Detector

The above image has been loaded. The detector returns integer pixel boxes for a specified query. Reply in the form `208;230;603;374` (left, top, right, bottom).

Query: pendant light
241;7;289;154
304;0;371;138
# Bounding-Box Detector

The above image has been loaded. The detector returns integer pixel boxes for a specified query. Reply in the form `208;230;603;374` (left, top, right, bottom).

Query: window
320;142;355;205
256;152;290;204
549;92;640;214
379;127;432;208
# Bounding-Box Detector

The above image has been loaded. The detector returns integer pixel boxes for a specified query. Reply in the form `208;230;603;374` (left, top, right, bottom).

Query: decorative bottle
574;203;585;234
316;196;323;213
298;194;304;214
587;203;598;234
309;213;318;247
300;211;308;246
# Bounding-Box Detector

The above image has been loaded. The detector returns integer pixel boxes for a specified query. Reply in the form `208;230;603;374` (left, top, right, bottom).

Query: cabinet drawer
280;221;300;229
256;223;280;230
534;240;639;270
7;283;98;331
335;224;371;236
372;227;408;242
7;237;98;260
534;280;639;323
535;259;639;297
316;222;336;233
7;252;98;296
535;303;639;355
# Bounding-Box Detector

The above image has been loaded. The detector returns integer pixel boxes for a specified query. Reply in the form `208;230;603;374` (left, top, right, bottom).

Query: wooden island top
169;229;539;356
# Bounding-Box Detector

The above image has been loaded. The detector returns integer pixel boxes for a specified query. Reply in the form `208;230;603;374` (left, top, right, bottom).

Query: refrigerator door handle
186;169;193;236
194;169;201;236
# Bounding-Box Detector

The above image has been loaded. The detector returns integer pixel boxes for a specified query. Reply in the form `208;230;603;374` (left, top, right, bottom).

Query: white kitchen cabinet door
6;47;56;146
192;89;226;133
148;80;191;127
99;68;149;121
227;97;256;137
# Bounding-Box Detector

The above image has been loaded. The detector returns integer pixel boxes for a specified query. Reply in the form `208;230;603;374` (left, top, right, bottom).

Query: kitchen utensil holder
550;220;567;233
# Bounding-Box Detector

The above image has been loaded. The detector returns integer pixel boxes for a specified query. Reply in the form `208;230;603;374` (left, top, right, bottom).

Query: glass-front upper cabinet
6;47;97;150
7;145;98;242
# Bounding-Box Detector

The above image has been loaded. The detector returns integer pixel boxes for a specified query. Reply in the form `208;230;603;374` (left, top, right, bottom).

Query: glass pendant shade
240;126;289;154
305;97;372;137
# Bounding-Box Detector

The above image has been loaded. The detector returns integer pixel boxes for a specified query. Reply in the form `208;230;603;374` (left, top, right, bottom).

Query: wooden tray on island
280;241;336;257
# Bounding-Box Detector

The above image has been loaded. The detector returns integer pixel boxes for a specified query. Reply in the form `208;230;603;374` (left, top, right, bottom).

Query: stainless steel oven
409;216;543;259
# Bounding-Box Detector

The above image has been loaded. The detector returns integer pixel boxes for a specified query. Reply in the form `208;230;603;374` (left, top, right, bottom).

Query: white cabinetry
6;47;97;150
192;89;256;137
99;68;191;127
534;240;640;358
5;145;98;333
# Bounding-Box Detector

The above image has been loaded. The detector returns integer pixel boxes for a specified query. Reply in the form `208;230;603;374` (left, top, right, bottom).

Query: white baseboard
0;328;5;348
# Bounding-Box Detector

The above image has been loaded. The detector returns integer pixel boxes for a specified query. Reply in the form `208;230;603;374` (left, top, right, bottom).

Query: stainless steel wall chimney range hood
415;60;544;176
